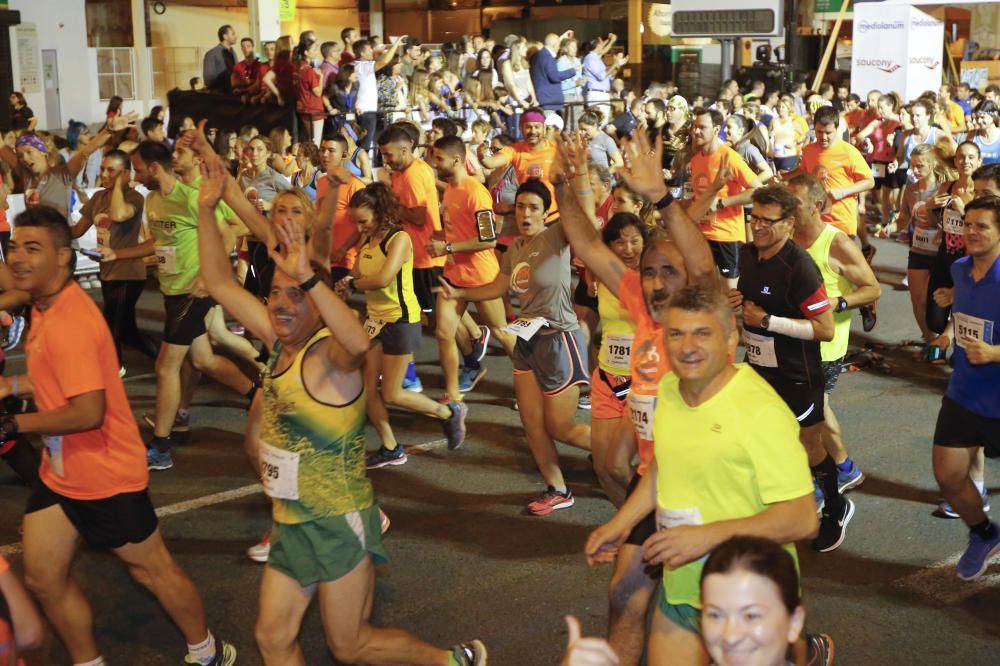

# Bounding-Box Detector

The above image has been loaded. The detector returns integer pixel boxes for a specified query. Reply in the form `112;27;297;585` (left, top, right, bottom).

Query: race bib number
954;312;994;349
502;317;548;341
682;180;695;201
601;333;633;372
627;392;656;441
773;143;794;158
743;330;778;368
364;318;386;339
912;227;941;252
260;442;300;500
656;506;705;530
96;227;111;249
943;209;964;236
44;436;65;478
872;162;887;178
155;246;177;274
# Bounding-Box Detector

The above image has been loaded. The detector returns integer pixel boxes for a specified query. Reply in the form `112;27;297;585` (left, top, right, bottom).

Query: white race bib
655;506;705;530
364;318;386;339
627;392;656;441
872;162;887;178
260;442;300;500
954;312;994;349
912;226;941;252
502;316;548;341
943;209;964;236
682;180;694;201
743;330;778;367
155;245;177;274
96;227;111;249
44;435;65;478
601;333;633;372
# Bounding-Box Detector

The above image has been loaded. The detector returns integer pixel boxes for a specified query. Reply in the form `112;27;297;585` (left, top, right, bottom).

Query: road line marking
0;438;450;559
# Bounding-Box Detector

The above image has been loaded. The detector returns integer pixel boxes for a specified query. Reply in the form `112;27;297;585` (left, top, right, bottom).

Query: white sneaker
247;530;270;563
380;508;391;535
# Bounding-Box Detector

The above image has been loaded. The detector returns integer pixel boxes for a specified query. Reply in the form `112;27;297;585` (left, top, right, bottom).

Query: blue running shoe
2;316;24;352
402;362;423;393
459;365;488;393
443;401;468;450
814;479;825;515
469;325;490;363
957;524;1000;581
938;487;991;519
837;460;865;493
147;447;173;471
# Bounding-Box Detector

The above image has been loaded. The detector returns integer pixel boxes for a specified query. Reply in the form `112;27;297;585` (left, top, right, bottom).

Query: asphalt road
0;234;997;665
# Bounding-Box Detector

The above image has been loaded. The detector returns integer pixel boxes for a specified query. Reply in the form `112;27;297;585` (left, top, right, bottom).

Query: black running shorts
934;396;1000;458
413;267;443;313
624;473;657;547
708;240;742;279
163;294;214;346
26;482;159;550
770;381;825;427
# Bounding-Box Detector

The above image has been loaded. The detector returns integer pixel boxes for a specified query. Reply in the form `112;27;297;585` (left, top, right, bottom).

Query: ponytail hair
349;182;406;235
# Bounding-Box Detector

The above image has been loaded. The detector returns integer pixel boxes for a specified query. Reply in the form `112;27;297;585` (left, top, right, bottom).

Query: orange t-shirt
689;143;758;243
946;101;966;133
506;140;562;222
617;269;672;474
317;174;366;269
27;282;148;500
800;140;873;236
441;177;500;288
390;158;445;270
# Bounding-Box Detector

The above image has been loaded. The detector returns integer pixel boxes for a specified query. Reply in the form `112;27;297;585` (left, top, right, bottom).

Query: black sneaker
451;639;488;666
365;446;407;470
804;632;835;666
469;325;491;363
860;305;877;332
812;498;855;553
443;401;468;450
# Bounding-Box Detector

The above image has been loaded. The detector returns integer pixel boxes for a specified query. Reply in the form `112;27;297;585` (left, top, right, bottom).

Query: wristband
653;191;675;210
299;274;321;292
764;315;816;340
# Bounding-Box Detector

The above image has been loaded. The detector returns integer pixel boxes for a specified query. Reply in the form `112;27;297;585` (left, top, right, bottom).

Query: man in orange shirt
798;106;875;240
686;107;763;286
316;134;365;283
429;136;516;400
480;109;562;224
0;206;235;666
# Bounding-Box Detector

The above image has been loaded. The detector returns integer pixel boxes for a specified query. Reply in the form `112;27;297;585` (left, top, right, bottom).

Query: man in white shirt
353;36;407;154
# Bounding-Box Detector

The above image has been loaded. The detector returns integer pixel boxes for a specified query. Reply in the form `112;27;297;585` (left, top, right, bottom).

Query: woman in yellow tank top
337;184;468;468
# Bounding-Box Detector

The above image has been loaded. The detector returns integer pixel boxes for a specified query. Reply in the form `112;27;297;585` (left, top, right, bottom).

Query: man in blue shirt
932;196;1000;581
530;32;577;113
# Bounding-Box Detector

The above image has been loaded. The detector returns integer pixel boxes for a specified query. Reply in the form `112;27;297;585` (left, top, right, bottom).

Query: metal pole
721;38;732;82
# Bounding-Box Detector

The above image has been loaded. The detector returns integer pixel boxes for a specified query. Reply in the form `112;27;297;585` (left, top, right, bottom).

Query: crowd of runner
0;21;996;666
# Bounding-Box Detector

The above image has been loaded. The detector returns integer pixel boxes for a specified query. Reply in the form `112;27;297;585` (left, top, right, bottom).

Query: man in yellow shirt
585;285;818;665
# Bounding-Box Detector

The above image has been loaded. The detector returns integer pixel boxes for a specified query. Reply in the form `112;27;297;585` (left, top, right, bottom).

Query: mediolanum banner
850;4;943;101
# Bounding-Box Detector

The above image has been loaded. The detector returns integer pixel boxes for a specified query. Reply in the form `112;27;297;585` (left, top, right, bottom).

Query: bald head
545;33;560;50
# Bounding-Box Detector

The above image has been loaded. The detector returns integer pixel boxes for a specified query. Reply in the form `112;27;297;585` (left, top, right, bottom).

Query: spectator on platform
319;40;341;85
9;93;35;132
262;36;296;107
340;27;358;67
232;37;268;103
530;32;577;113
354;36;407;153
189;77;205;91
203;24;237;94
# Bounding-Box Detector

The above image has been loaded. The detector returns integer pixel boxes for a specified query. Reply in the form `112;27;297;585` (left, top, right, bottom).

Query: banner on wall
15;24;41;94
850;5;943;102
279;0;296;22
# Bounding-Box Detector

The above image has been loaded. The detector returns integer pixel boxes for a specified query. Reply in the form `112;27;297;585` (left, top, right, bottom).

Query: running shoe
443;401;468;450
938;487;991;519
814;479;825;515
147;447;174;471
183;640;237;666
577;393;591;410
804;632;835;666
901;274;909;288
119;366;126;378
451;639;488;666
957;523;1000;580
860;305;877;332
402;375;424;393
1;316;24;351
365;445;408;469
459;365;488;393
247;530;270;563
469;325;491;363
379;508;391;535
812;498;855;553
837;461;865;493
142;410;192;434
527;489;575;516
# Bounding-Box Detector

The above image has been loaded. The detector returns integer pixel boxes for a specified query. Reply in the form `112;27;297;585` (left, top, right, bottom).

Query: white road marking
892;551;1000;605
0;437;450;559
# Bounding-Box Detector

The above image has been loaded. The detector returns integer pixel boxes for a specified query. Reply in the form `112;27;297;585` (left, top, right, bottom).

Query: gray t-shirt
500;222;578;332
24;163;74;219
588;131;620;170
79;187;147;281
238;167;291;202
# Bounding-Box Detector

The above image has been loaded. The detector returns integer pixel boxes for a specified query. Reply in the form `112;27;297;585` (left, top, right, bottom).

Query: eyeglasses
748;213;791;227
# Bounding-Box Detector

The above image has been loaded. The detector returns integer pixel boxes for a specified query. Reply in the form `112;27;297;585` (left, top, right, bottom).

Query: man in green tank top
194;154;488;666
789;174;881;497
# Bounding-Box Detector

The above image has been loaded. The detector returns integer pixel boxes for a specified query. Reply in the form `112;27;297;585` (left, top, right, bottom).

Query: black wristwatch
0;416;18;439
299;274;321;292
836;296;849;312
761;314;771;330
653;191;675;210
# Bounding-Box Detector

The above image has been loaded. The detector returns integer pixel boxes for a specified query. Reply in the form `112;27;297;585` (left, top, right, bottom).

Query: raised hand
618;130;669;202
268;216;312;283
197;155;228;210
108;111;140;133
556;132;590;180
561;615;619;666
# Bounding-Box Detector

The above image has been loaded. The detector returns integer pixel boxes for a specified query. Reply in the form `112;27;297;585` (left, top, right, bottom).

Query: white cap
545;114;564;131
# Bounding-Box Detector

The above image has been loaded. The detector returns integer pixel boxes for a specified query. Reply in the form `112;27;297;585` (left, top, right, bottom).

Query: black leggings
101;279;158;362
926;250;960;336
